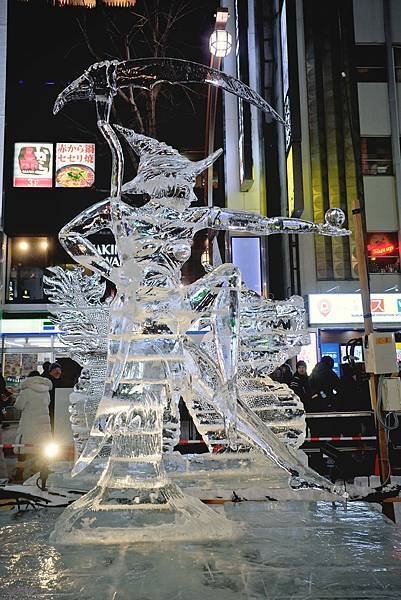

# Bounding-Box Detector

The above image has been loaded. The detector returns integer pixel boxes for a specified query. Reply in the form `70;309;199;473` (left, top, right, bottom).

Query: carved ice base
50;457;236;544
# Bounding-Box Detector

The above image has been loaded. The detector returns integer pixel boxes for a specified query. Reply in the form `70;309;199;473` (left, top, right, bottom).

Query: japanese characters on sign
13;143;53;187
309;293;401;325
55;143;95;188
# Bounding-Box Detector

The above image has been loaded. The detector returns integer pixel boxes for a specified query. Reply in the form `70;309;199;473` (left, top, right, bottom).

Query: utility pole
353;197;395;522
204;8;231;265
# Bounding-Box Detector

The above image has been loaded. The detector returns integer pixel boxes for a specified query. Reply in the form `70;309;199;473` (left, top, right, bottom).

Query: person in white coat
14;371;53;481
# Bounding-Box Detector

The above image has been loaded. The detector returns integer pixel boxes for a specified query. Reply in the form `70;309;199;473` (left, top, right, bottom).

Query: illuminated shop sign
56;143;95;188
13;142;53;187
367;232;398;257
94;242;120;267
0;319;58;334
309;293;401;324
369;243;397;256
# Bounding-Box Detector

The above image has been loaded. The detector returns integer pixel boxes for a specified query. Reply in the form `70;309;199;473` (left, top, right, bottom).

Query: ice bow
54;57;285;125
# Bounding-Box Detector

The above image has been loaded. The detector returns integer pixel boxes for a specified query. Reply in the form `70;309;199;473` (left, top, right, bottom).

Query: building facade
274;0;401;367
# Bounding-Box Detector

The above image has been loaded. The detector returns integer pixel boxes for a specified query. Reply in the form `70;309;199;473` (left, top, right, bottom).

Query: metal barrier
304;436;376;442
306;411;373;419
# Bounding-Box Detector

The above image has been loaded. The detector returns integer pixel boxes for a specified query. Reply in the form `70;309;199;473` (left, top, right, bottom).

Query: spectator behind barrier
13;370;52;482
42;362;62;432
289;360;312;411
309;356;343;437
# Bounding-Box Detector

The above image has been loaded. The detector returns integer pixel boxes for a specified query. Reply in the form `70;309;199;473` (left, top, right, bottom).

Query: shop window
7;236;75;303
360;137;393;175
2;335;55;388
354;44;387;82
7;236;50;303
367;232;400;274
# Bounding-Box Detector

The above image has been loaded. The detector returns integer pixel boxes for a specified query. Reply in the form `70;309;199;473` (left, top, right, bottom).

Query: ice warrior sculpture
46;266;307;467
50;59;350;544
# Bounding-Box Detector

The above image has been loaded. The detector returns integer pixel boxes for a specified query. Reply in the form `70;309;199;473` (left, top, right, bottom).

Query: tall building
271;0;401;369
221;0;401;370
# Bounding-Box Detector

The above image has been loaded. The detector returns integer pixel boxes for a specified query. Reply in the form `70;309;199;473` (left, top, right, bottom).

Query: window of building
367;232;400;274
7;236;49;303
360;137;393;175
6;235;75;303
355;44;387;82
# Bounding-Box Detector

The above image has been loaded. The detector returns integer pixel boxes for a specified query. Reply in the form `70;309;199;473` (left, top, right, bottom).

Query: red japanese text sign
55;143;95;188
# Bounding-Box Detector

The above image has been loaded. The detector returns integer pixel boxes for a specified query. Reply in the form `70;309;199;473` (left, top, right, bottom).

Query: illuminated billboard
309;293;401;325
56;143;95;188
13;143;53;187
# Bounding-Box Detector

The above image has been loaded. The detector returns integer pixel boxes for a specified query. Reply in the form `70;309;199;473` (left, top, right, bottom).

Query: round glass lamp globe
209;30;232;58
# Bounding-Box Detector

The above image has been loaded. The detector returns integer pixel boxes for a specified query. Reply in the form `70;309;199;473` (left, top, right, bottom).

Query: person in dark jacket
42;362;62;432
309;356;342;409
271;363;293;385
309;356;343;436
0;375;14;413
289;360;312;411
41;361;51;379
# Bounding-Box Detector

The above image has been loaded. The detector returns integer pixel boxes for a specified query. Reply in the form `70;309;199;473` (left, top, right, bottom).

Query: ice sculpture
44;267;109;458
183;289;309;453
50;59;350;544
53;58;285;125
45;265;307;457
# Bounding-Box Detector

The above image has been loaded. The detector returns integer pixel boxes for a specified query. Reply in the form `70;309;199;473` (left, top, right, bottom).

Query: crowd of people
0;362;62;482
272;356;372;438
271;356;371;416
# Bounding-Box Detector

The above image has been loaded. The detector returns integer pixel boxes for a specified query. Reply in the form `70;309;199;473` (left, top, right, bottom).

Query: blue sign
320;342;341;376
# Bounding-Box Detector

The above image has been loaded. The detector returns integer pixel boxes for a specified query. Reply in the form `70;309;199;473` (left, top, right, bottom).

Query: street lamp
209;29;232;58
209;8;232;58
204;8;231;268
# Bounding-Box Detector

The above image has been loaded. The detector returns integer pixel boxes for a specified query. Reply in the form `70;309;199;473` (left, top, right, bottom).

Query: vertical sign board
280;0;291;151
234;0;253;191
55;143;95;188
280;0;304;217
13;143;53;187
231;236;262;294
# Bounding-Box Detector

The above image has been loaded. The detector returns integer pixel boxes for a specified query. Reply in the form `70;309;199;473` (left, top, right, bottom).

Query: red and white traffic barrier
304;436;376;442
2;437;377;450
1;443;36;449
0;443;74;457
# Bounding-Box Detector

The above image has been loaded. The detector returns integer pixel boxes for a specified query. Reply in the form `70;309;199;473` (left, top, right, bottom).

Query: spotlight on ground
43;442;60;459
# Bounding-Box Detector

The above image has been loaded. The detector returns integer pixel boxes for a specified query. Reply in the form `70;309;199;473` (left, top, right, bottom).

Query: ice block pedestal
1;497;401;598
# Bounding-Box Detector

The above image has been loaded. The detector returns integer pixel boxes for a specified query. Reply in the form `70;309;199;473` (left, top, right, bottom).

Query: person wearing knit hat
289;360;312;412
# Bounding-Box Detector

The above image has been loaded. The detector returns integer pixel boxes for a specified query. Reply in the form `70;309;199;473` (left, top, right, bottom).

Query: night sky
4;0;220;236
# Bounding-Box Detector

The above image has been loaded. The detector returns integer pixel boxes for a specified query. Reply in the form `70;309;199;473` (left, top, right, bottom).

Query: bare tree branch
75;0;209;139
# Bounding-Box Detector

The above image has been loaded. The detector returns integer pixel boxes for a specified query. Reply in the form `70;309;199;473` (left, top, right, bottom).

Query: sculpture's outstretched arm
59;198;116;282
207;207;350;237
